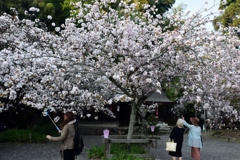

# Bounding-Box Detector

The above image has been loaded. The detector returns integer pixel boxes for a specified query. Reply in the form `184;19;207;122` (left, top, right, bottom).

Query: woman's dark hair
60;112;75;129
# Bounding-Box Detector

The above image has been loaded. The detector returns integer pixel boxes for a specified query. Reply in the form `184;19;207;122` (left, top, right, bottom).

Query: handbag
166;140;177;152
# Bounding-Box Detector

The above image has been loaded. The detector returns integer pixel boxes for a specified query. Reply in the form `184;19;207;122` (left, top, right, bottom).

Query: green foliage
213;0;240;32
101;0;175;15
0;0;68;30
2;106;44;129
0;0;32;19
110;146;146;160
111;143;146;154
230;95;240;109
61;0;81;11
87;143;146;159
180;102;197;117
164;78;183;101
145;114;161;133
154;0;176;15
32;116;61;135
0;0;176;33
44;3;55;13
0;120;59;143
0;128;45;142
146;114;158;126
86;145;104;159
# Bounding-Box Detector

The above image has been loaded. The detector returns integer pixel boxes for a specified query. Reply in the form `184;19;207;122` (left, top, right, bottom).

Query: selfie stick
42;110;60;132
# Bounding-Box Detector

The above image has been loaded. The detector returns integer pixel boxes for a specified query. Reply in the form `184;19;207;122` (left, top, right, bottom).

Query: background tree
0;0;176;30
0;0;32;17
213;0;240;33
0;0;71;30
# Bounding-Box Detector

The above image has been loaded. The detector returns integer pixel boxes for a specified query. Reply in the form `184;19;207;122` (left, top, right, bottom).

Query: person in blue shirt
182;116;202;160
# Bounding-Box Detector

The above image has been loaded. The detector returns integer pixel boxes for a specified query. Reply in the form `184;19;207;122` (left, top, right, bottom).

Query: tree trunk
127;102;137;139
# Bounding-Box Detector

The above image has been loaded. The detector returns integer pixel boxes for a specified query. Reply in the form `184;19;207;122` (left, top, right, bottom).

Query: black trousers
63;149;75;160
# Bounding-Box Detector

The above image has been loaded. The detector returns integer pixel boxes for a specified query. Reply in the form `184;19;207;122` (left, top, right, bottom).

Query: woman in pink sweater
182;116;202;160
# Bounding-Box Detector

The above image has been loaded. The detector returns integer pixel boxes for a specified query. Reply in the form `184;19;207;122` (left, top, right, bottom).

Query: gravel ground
0;133;240;160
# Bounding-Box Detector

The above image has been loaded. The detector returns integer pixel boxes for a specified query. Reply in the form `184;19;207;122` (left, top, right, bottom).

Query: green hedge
0;124;59;143
0;128;46;142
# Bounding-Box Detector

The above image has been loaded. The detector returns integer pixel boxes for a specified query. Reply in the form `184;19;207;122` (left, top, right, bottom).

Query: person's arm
46;125;69;141
182;116;192;129
183;120;192;128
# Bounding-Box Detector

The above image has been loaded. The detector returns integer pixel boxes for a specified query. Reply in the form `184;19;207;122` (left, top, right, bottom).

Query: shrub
0;123;59;143
87;143;146;159
32;124;59;135
111;143;146;154
0;128;46;142
86;145;104;159
146;114;158;126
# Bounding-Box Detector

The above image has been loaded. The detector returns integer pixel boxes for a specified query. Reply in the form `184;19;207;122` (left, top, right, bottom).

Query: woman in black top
169;118;185;160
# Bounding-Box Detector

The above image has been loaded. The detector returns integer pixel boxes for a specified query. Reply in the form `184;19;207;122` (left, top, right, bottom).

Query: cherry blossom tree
173;17;240;124
0;1;240;138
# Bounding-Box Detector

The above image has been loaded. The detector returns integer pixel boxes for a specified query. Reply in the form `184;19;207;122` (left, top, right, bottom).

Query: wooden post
104;138;106;158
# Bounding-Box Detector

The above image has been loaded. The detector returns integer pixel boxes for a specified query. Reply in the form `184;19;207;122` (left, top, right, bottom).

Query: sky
172;0;221;30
